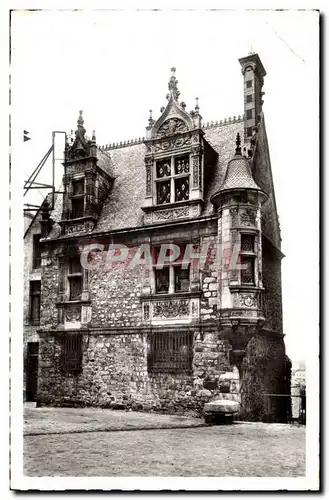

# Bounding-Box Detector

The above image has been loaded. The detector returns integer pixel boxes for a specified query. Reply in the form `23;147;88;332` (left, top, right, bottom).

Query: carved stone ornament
153;206;189;221
240;209;256;227
154;135;192;152
143;303;150;321
156;118;188;138
65;306;81;322
153;299;189;318
229;207;238;226
65;220;95;235
192;156;200;188
143;212;152;224
146;164;152;196
239;293;257;308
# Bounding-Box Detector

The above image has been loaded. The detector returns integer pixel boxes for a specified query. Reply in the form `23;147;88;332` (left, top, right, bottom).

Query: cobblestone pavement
24;405;204;435
24;406;305;477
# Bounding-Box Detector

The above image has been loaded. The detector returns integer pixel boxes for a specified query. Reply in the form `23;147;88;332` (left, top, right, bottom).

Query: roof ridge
99;114;244;152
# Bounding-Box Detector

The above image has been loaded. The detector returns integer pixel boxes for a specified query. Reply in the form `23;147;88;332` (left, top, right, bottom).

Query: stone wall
262;237;283;334
37;329;235;415
240;333;288;421
23;217;42;398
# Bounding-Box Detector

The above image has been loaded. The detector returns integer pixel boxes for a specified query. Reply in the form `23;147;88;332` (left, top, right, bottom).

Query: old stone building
24;53;290;421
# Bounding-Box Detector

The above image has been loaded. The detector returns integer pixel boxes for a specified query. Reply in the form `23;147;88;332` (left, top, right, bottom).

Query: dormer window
155;155;190;205
71;177;85;219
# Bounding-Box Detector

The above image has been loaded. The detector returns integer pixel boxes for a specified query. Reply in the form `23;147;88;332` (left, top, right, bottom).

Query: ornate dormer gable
142;68;210;225
60;111;113;236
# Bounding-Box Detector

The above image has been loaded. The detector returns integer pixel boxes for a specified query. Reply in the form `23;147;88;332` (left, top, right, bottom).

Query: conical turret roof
219;133;261;192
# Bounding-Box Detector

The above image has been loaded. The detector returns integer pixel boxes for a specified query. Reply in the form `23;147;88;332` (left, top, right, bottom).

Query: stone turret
211;133;267;371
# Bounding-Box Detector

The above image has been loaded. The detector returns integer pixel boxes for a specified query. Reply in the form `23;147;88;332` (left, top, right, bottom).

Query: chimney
239;53;266;142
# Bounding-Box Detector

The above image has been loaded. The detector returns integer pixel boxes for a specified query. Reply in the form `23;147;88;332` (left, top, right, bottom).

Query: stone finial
168;66;180;101
148;109;155;126
195;97;199;112
75;110;86;139
235;133;242;155
92;130;96;142
78;110;84;127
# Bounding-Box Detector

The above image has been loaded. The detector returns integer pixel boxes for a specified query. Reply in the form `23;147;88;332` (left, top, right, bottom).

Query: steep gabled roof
40;119;246;238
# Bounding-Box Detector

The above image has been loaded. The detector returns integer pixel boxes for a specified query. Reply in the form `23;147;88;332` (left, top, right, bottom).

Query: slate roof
218;154;261;192
95;119;245;232
45;119;245;238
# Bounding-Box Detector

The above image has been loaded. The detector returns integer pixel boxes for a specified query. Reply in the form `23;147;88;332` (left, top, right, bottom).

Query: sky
11;9;319;363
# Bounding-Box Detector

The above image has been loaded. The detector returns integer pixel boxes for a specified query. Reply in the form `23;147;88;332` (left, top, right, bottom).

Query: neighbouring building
24;53;291;421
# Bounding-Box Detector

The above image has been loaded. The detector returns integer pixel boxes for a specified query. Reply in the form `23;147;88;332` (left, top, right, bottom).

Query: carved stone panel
240;208;256;227
65;306;81;323
153;135;192;152
156;118;188;138
153;206;189;221
153;299;189;318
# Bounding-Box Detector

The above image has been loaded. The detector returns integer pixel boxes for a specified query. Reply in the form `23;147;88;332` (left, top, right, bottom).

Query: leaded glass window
175;177;189;201
241;234;255;252
155;155;190;205
156;180;171;205
240;255;255;284
174;156;189;175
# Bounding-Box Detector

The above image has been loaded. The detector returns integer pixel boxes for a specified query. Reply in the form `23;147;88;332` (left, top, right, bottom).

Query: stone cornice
99;115;244;152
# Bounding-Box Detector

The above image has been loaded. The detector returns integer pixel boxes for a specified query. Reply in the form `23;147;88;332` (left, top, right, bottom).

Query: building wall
23;218;42;398
37;329;236;415
36;219;287;420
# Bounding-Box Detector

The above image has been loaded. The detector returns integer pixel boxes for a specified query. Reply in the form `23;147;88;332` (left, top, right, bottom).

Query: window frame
60;334;83;375
154;154;190;206
239;233;256;285
153;244;191;295
32;234;41;269
67;256;83;301
29;280;41;325
71;176;85;219
147;330;193;374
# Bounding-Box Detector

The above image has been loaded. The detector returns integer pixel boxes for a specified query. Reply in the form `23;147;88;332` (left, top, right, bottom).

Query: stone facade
24;53;289;421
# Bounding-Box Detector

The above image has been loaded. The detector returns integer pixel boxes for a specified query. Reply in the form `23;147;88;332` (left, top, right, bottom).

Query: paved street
23;405;305;477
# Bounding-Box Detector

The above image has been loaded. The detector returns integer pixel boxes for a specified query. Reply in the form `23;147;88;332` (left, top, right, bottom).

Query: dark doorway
26;342;39;402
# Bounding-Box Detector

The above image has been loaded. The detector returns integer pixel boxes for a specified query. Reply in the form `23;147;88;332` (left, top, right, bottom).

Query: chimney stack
239;53;266;142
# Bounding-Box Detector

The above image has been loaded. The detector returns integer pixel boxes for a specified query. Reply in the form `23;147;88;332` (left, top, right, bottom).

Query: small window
32;234;41;269
246;94;253;103
155;156;190;205
156;160;171;178
60;334;83;375
68;257;83;300
174;156;189;175
174;266;190;292
240;255;255;284
246;80;252;88
72;179;85;195
175;177;189;202
246;109;252;120
71;197;84;219
246;127;253;138
241;234;255;252
156;180;171;205
155;267;170;294
147;331;193;374
71;178;85;218
30;281;41;325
